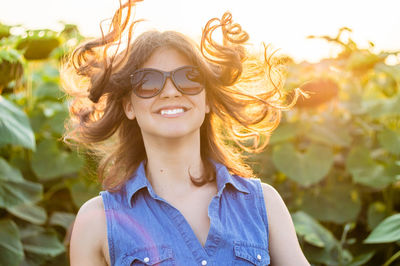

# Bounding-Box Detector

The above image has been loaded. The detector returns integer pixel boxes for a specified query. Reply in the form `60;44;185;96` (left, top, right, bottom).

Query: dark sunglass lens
131;70;163;98
174;67;204;94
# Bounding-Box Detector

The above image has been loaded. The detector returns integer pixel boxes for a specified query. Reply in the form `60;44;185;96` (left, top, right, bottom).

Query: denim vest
100;161;270;265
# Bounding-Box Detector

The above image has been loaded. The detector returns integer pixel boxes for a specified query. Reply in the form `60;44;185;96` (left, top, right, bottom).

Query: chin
153;126;201;139
162;130;198;139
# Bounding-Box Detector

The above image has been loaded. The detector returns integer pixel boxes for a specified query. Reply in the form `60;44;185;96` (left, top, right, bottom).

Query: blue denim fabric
100;161;270;266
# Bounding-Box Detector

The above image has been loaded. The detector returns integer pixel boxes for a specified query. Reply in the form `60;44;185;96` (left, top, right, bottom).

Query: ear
205;94;210;114
205;102;210;114
122;96;135;120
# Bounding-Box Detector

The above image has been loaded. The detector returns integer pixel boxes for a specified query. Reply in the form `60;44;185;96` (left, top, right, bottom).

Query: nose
159;76;182;98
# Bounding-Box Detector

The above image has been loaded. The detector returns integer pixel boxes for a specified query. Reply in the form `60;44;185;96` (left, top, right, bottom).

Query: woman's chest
106;186;270;265
168;197;212;247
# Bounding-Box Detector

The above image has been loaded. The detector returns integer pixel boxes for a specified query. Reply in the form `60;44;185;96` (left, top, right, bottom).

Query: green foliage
364;214;400;243
300;183;361;224
292;211;338;248
0;21;399;265
0;47;22;64
0;219;24;266
31;139;83;181
0;97;35;149
249;28;400;265
0;22;98;265
0;46;24;88
0;23;11;39
346;146;397;189
378;127;400;155
0;158;43;208
272;142;334;186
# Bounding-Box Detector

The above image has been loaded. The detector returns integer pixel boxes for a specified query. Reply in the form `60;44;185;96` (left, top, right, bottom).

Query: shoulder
259;182;292;229
259;182;310;265
78;195;105;214
259;182;291;224
260;182;284;206
70;196;109;265
74;196;106;229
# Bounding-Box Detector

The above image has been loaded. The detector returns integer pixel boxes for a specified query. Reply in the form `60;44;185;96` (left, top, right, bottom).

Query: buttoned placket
150;190;222;265
128;161;242;266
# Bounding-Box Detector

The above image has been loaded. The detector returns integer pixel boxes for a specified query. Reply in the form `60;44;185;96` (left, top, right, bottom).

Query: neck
142;130;205;197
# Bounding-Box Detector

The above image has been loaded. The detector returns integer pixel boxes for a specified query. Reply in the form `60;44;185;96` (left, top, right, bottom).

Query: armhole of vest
254;179;270;249
100;191;115;266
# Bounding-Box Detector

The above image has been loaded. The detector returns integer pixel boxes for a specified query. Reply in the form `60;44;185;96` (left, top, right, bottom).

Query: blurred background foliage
0;21;399;265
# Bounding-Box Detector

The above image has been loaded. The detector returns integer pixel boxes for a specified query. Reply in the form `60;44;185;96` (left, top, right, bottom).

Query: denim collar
125;160;250;207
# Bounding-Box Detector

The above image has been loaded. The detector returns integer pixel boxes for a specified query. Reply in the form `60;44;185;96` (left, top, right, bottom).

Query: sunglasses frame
130;65;205;99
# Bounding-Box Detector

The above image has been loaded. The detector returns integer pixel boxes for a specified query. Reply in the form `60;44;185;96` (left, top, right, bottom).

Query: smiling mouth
160;108;185;115
157;107;191;118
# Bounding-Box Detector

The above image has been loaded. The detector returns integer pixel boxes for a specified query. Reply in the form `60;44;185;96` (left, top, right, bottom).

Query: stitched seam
101;192;115;266
255;179;270;249
234;242;269;265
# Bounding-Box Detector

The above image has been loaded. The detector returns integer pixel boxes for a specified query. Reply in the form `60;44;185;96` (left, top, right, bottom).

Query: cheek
131;96;151;111
131;99;151;122
196;92;208;110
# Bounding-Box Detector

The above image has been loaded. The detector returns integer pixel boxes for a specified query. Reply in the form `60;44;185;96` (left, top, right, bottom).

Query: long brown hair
61;0;303;191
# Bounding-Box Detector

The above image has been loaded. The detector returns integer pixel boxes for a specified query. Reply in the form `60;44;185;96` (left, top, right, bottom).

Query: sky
1;0;399;63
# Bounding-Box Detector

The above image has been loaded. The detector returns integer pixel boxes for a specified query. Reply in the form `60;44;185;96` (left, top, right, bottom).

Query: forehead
141;47;192;71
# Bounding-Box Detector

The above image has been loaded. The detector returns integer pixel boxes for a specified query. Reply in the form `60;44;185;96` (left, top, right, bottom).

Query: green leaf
0;219;24;266
31;139;84;181
47;109;68;135
0;157;23;182
301;183;362;224
378;127;400;155
7;203;47;225
38;101;65;118
269;122;305;144
49;212;75;230
292;211;339;248
347;251;375;266
272;143;334;186
28;100;68;135
0;158;43;208
68;179;101;207
0;96;35;150
35;64;60;83
307;121;352;147
364;213;400;243
33;82;63;100
346;146;395;189
29;108;47;133
292;211;352;265
363;94;400;118
0;48;22;64
367;201;387;230
20;225;65;258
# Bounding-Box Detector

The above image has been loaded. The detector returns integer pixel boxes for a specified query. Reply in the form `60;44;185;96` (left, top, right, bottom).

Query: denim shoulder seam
100;192;115;266
254;178;270;247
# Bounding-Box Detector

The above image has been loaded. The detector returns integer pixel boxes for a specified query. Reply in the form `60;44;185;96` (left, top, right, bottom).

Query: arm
261;183;310;266
69;196;109;266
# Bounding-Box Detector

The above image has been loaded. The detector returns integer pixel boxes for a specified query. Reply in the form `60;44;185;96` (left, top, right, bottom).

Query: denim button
201;259;207;265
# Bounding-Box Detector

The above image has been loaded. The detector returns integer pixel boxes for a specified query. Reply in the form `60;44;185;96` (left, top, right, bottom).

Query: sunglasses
130;65;205;98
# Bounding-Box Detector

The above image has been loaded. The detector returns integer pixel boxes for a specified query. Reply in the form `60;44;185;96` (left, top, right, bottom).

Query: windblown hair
61;0;303;191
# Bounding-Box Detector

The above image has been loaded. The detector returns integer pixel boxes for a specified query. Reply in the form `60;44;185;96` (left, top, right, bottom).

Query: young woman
64;1;309;265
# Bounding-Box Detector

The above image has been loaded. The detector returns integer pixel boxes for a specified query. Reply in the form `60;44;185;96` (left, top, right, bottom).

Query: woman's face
123;47;210;140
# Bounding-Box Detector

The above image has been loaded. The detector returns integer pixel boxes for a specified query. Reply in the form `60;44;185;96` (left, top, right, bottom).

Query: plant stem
383;249;400;266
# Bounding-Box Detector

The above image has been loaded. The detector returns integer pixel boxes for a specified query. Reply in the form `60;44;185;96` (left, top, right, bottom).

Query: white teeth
160;108;185;115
